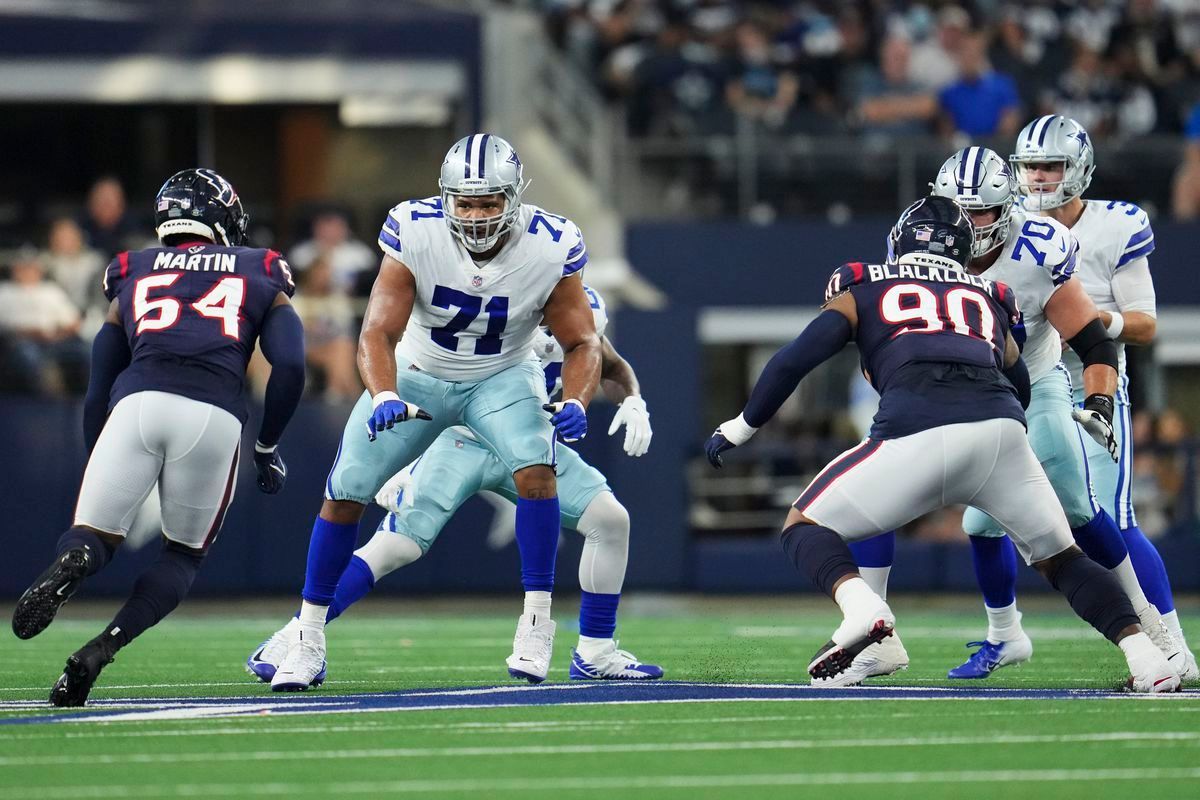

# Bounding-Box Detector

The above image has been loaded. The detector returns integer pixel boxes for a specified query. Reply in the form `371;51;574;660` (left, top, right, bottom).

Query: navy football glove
705;414;759;468
253;442;287;494
705;431;735;468
543;399;587;442
366;392;433;442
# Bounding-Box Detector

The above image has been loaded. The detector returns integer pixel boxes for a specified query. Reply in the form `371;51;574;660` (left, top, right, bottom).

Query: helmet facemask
1010;158;1073;211
966;200;1013;258
440;182;523;253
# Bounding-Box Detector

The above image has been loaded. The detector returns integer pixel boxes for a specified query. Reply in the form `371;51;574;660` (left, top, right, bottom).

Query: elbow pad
1067;319;1118;371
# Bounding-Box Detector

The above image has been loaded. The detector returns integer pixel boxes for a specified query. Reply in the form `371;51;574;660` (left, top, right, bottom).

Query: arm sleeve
1002;356;1031;410
255;303;306;448
83;322;131;453
742;310;853;428
1110;258;1157;317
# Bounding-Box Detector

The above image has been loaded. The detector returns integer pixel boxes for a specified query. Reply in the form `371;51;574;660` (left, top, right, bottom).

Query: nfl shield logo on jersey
471;275;483;289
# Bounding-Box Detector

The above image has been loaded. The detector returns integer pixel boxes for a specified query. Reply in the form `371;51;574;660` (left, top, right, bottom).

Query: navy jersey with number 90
824;260;1024;438
102;242;296;423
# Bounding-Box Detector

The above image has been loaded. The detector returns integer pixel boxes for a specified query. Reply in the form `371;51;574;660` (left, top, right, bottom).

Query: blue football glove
705;414;759;469
543;399;587;442
366;392;433;442
253;442;287;494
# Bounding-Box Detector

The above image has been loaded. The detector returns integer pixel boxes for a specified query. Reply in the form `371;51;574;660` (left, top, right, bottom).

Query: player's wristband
1105;312;1124;340
372;391;401;409
562;398;586;412
720;413;759;446
1083;393;1115;426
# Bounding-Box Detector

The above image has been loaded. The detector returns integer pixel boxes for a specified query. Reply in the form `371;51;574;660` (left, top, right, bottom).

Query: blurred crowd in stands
0;177;369;404
545;0;1200;139
543;0;1200;218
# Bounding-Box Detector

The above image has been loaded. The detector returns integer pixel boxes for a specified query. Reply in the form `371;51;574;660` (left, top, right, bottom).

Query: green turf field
1;596;1197;799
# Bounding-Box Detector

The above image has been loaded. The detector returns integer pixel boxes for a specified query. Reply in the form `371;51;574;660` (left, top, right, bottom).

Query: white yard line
0;731;1197;767
2;767;1199;798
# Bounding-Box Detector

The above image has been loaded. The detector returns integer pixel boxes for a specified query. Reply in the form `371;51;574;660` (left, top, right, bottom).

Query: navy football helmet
886;195;974;270
154;168;248;246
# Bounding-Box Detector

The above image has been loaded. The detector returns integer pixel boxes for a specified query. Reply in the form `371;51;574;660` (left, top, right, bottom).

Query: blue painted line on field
1;682;1196;725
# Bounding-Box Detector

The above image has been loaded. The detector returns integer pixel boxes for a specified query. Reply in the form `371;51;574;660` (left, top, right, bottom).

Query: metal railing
616;127;1189;220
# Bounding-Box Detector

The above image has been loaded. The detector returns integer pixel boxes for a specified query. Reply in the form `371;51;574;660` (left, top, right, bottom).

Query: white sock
830;576;889;646
1110;556;1150;614
523;591;552;622
985;602;1023;643
857;566;891;601
1162;610;1189;648
298;600;328;631
576;634;612;660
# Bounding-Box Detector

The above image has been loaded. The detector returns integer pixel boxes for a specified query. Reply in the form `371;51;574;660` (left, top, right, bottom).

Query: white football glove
374;466;415;513
1071;394;1117;462
608;395;652;457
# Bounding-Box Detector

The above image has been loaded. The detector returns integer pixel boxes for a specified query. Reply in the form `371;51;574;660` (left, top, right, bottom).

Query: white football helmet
438;134;527;253
931;146;1016;258
1009;115;1096;211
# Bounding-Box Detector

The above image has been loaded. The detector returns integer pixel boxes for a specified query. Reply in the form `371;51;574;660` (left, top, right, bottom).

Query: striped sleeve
1116;219;1154;269
562;228;587;276
1048;236;1079;287
377;207;404;261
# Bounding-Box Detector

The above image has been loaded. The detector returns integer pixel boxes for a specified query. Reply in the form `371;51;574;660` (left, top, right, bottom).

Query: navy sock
579;590;620;639
1071;508;1128;570
56;527;114;576
969;535;1018;608
326;555;376;622
104;541;204;649
515;496;560;592
1121;525;1175;614
849;531;895;568
301;517;360;605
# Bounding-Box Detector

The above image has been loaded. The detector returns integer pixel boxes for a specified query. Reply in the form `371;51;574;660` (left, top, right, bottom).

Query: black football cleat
807;619;895;682
50;636;116;707
12;548;93;640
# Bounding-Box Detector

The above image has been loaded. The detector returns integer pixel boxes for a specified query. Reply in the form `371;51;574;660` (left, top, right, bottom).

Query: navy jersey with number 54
102;243;296;423
824;260;1024;439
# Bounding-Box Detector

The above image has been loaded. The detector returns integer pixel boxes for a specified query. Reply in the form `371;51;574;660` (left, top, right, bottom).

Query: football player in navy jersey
11;169;307;707
704;196;1178;692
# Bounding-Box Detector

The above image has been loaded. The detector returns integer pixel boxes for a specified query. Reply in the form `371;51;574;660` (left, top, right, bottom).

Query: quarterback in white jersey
264;134;604;691
248;286;663;683
1012;114;1196;679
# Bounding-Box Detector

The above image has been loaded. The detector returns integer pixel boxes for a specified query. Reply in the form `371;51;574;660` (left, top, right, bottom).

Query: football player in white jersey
842;146;1182;685
1010;114;1197;679
265;135;604;690
248;286;663;683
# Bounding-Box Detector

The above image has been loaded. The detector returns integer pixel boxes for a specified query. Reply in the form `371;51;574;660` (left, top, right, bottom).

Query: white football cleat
809;601;895;683
810;629;909;688
1123;631;1181;693
1179;647;1199;682
270;626;327;692
506;614;555;683
246;617;301;682
1139;605;1185;678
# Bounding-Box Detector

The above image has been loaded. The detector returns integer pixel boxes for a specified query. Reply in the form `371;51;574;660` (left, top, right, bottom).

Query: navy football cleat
568;645;663;680
50;635;117;707
12;548;93;640
947;634;1033;679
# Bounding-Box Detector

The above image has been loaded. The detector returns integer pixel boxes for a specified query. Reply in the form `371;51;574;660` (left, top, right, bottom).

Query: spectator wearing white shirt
0;248;88;394
288;209;376;297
